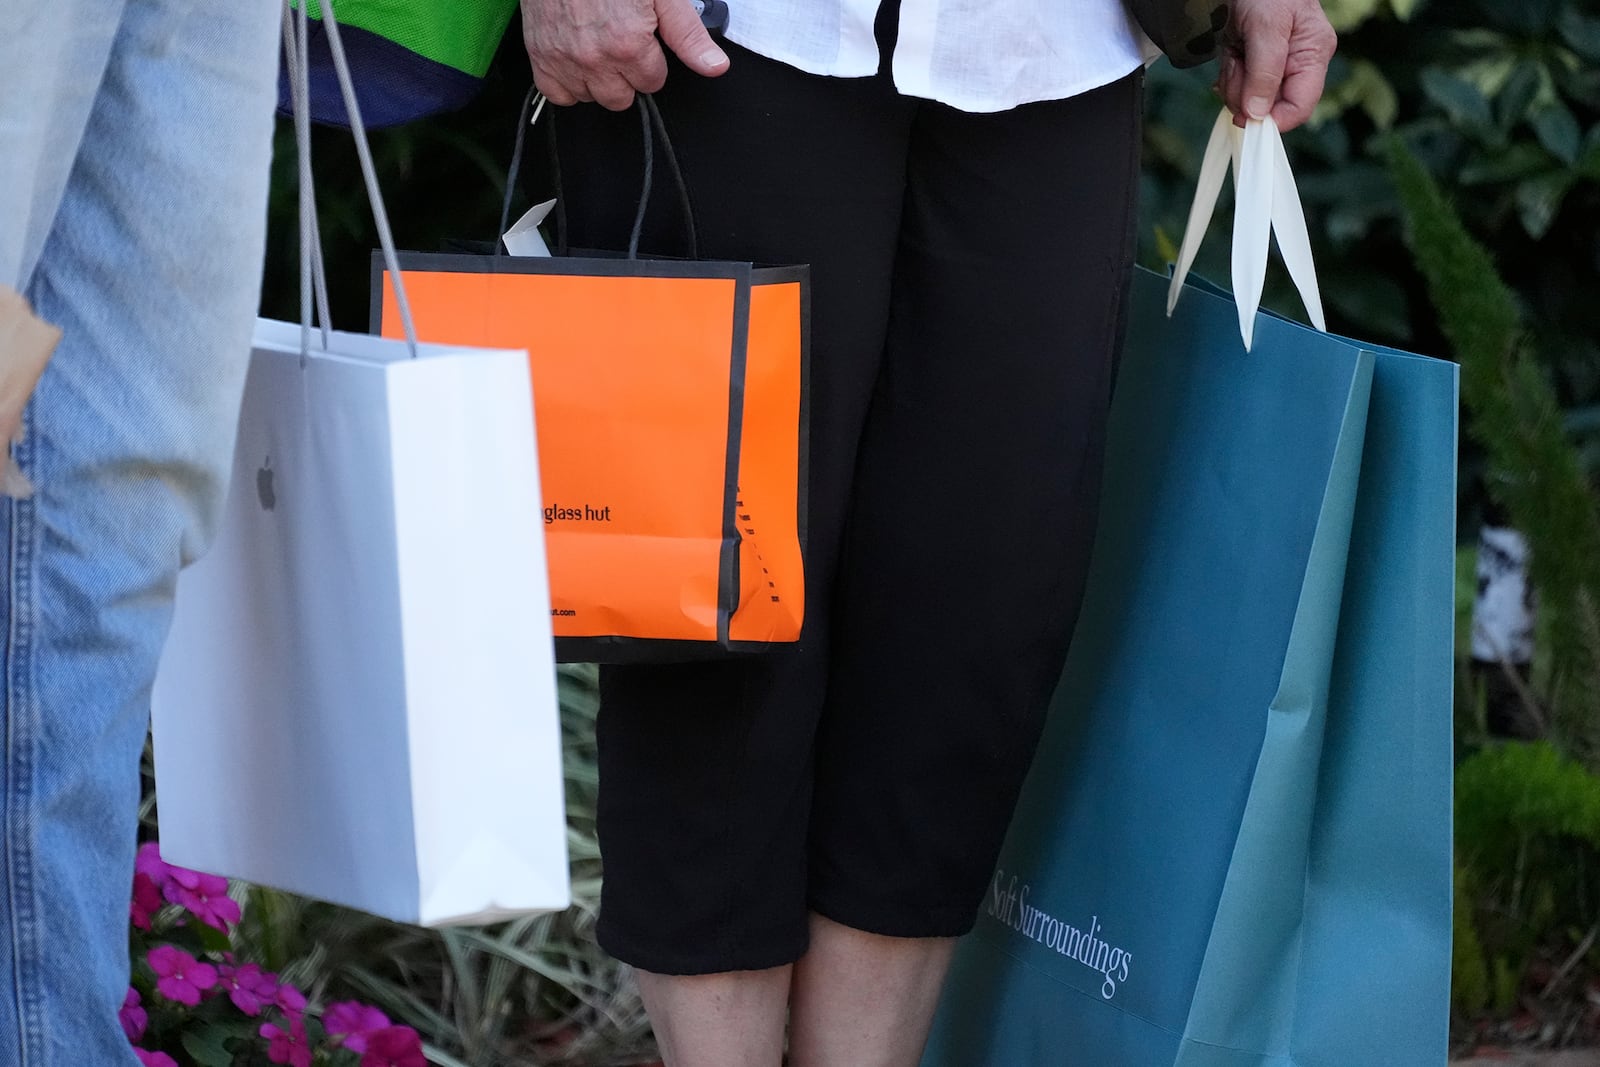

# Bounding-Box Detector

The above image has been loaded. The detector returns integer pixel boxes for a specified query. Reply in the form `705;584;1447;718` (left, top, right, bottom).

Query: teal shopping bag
923;115;1457;1067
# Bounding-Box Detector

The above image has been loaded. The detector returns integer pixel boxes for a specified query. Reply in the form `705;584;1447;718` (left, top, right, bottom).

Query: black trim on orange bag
370;249;761;290
555;635;809;663
717;282;751;649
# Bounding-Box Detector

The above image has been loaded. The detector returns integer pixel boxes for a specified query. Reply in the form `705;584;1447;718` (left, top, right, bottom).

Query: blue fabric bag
922;113;1457;1067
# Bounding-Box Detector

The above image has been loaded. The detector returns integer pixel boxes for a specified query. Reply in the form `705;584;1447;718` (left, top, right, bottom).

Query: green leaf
1578;125;1600;179
1558;9;1600;62
195;921;233;957
422;1045;477;1067
1515;171;1576;238
1459;143;1556;186
1421;68;1495;131
1497;60;1543;132
181;1028;237;1067
1324;0;1385;33
1388;0;1420;20
440;931;483;1041
1450;29;1513;54
1531;104;1582;165
1323;59;1400;130
453;927;609;993
1456;56;1519;100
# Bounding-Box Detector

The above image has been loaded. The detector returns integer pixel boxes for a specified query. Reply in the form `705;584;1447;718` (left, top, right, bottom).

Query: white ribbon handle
283;0;419;358
1167;109;1326;351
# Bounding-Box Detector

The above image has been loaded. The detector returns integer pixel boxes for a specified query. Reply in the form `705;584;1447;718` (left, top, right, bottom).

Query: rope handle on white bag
282;1;332;359
1166;109;1326;351
282;0;420;359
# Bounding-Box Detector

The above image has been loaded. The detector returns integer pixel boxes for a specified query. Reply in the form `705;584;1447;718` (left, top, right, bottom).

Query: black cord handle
499;87;698;262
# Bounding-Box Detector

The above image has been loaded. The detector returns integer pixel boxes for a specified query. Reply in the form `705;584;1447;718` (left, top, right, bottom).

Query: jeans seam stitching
6;439;42;1067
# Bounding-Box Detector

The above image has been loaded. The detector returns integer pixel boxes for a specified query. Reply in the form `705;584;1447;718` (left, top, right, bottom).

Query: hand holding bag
151;0;568;927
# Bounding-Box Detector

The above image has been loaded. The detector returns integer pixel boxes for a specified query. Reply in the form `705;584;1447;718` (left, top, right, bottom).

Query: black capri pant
541;12;1144;975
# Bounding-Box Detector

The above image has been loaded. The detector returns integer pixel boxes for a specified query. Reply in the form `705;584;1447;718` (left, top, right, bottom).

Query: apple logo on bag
256;456;276;511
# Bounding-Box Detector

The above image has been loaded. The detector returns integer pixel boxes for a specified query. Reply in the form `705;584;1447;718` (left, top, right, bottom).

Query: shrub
1452;742;1600;1026
1388;134;1600;763
128;841;425;1067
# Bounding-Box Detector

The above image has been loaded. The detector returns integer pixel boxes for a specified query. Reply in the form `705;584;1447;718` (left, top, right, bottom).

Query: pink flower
163;865;241;932
325;1000;392;1053
135;841;171;887
131;842;172;930
119;987;147;1043
130;873;164;931
260;1016;313;1067
147;945;218;1007
274;981;307;1019
359;1026;426;1067
134;1051;179;1067
217;961;279;1016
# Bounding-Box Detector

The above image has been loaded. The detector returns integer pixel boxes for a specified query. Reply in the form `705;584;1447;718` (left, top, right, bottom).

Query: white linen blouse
723;0;1156;113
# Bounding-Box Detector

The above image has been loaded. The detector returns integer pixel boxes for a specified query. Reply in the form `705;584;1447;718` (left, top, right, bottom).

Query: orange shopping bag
373;99;809;662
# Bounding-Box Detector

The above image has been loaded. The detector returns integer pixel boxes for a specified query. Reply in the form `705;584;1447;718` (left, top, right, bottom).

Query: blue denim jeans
0;2;279;1063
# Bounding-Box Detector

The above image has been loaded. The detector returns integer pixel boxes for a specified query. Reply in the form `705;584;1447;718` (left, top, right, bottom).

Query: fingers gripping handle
1166;110;1326;351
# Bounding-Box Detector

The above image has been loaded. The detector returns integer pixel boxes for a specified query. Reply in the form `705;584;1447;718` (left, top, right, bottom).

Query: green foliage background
1352;0;1600;1043
1141;0;1600;528
244;0;1600;1060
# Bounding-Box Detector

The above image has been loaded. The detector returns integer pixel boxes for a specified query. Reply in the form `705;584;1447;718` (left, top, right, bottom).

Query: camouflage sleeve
1124;0;1229;67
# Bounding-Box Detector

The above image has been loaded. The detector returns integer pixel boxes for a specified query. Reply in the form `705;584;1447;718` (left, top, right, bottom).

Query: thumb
656;0;729;77
1240;12;1290;121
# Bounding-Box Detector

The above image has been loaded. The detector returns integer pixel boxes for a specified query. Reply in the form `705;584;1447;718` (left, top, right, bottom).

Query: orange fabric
729;279;805;644
380;268;743;642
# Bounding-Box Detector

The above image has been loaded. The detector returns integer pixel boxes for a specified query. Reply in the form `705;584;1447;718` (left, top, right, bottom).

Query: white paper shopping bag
149;0;568;927
151;320;567;926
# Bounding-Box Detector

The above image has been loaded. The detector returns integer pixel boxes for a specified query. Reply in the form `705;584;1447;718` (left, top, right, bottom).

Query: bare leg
787;913;956;1067
636;965;793;1067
